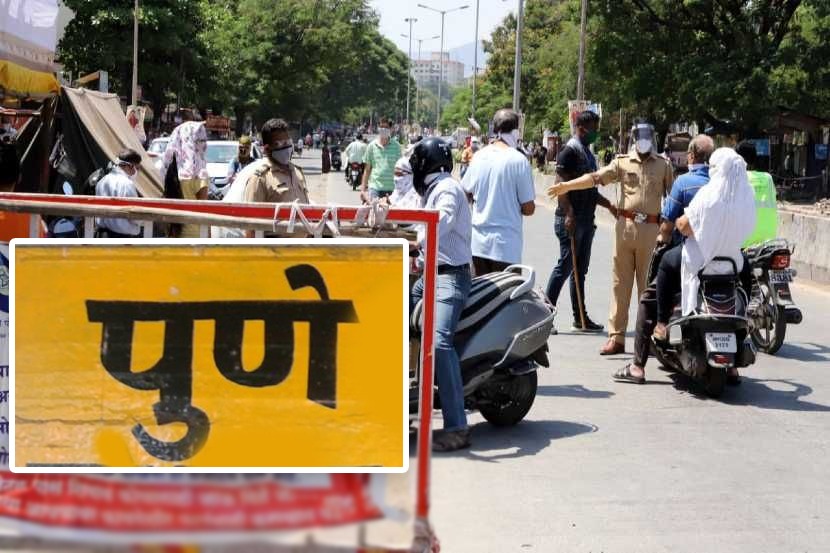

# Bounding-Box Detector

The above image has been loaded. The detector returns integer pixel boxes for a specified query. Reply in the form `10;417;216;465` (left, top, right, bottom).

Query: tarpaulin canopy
61;87;163;198
0;59;59;99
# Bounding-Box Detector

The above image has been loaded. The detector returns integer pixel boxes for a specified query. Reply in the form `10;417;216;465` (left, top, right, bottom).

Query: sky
370;0;516;60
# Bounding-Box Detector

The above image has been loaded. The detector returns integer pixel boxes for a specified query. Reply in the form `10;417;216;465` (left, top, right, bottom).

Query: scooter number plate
769;270;792;284
705;332;737;353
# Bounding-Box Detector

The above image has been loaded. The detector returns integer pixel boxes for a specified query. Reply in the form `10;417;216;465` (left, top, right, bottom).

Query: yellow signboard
11;241;407;471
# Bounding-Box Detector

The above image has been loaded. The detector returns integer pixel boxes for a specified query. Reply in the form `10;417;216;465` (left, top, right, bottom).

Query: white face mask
499;129;520;149
636;139;653;154
379;128;391;140
394;174;412;191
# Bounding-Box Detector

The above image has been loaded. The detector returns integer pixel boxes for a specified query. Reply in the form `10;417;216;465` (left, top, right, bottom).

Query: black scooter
745;239;802;354
651;246;757;398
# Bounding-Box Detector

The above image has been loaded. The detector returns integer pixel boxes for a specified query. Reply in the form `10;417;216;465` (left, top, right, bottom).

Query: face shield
631;123;656;154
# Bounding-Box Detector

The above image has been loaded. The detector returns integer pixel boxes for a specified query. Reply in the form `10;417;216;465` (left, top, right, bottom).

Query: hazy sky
370;0;516;59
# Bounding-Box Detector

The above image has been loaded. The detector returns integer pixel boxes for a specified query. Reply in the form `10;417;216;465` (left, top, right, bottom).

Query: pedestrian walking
461;108;536;276
361;119;401;202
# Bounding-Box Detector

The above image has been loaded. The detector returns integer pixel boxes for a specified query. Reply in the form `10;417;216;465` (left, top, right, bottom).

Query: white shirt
417;172;472;267
461;144;535;264
344;140;368;164
95;165;141;236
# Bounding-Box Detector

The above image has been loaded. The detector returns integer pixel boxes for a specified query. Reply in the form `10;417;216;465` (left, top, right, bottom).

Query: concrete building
411;52;465;88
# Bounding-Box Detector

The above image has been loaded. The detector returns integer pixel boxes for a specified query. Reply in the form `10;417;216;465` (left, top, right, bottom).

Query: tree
58;0;210;125
590;0;830;133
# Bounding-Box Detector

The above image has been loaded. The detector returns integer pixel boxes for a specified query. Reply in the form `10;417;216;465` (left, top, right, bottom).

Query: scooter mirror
62;181;74;196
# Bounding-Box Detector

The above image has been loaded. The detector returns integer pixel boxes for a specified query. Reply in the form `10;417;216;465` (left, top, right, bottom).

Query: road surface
297;151;830;552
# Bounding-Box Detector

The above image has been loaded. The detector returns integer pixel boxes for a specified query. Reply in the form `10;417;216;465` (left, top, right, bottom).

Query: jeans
545;216;597;320
410;265;472;431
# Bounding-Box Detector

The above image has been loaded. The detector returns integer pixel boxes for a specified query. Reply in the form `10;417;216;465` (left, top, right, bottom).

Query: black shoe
571;317;604;333
432;428;471;452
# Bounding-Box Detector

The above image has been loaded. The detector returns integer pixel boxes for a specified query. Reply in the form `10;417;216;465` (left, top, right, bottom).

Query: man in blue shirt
613;134;714;384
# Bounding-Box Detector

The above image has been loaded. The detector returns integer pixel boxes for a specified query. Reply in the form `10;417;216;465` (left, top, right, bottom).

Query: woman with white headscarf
388;157;421;209
654;147;756;339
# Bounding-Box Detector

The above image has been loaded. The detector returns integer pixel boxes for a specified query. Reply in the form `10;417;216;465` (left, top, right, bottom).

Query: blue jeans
545;216;596;320
410;266;472;431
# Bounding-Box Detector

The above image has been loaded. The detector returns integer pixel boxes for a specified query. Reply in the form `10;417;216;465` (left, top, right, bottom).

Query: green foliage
58;0;413;128
470;0;829;142
590;0;830;132
58;0;207;116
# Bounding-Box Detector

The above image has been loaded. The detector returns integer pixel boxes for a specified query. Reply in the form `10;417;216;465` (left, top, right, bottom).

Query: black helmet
409;137;453;196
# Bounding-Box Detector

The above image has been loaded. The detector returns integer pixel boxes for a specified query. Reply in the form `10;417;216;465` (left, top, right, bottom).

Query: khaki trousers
608;217;659;344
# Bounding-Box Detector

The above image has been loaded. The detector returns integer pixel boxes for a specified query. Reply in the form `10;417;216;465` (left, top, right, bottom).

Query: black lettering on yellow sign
86;265;359;463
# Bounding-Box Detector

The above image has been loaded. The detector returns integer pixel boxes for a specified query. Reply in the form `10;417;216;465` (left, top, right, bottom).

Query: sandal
432;428;471;452
613;364;645;385
652;324;669;345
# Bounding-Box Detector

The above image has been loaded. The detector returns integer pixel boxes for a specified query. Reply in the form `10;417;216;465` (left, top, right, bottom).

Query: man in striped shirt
361;119;401;202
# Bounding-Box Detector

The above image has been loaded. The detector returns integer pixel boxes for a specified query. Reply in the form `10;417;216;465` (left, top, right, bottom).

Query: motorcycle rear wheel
704;366;726;398
478;371;538;427
750;291;787;355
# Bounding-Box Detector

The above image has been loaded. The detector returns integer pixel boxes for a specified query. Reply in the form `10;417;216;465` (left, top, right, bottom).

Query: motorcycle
348;162;363;190
330;146;342;171
745;239;802;354
652;250;757;398
409;265;555;426
47;182;81;238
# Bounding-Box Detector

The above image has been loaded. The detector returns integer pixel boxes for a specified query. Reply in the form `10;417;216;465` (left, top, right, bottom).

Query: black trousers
655;244;753;324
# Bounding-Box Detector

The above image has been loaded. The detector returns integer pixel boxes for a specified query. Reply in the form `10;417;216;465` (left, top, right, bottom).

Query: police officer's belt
618;209;660;224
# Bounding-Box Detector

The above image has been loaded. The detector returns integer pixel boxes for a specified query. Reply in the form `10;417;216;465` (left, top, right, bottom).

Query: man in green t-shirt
737;140;778;248
361;119;401;202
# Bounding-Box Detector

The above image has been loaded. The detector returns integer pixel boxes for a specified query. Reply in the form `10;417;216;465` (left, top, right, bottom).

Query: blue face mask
271;145;292;165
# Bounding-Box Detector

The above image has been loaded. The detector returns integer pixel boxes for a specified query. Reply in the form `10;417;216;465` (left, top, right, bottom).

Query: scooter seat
411;270;526;334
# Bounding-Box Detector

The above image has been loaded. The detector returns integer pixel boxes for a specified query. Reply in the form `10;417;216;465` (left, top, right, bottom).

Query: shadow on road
771;342;830;363
536;384;615;399
438;419;597;462
668;372;830;412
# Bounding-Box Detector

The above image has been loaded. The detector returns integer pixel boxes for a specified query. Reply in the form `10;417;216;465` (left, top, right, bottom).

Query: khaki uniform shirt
243;160;310;204
596;152;673;215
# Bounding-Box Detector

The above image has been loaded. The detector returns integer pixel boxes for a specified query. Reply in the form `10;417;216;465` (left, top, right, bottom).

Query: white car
206;140;262;199
147;137;169;174
146;138;261;199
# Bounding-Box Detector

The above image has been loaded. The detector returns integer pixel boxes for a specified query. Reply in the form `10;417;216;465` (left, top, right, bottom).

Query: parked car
206;140;261;199
147;137;170;174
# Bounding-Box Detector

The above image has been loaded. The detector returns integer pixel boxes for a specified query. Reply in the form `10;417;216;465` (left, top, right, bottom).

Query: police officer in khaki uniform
244;118;310;205
547;120;673;355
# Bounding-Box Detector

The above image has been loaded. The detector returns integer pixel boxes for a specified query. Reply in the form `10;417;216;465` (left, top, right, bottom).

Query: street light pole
576;0;588;101
131;0;139;105
418;3;469;133
405;34;440;128
512;0;524;112
404;18;417;126
472;0;480;118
